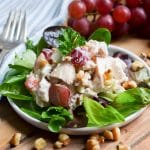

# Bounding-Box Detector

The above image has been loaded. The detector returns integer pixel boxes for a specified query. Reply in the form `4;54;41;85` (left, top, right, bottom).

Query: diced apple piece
50;62;76;85
25;74;39;92
34;53;48;70
49;84;71;108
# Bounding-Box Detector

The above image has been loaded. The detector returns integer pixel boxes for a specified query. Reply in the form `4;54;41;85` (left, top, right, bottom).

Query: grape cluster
68;0;150;38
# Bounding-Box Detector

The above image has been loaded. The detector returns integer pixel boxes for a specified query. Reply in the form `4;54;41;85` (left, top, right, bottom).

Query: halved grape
71;48;89;67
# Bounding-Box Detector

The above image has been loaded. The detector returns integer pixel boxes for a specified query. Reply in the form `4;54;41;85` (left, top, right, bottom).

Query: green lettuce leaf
3;74;26;83
41;106;73;132
25;37;47;56
112;88;150;117
88;28;111;45
48;116;66;132
21;107;42;120
14;50;36;69
0;83;32;100
83;96;124;127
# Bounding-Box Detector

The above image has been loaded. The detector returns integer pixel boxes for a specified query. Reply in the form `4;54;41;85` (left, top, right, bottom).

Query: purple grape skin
113;51;133;67
93;96;110;107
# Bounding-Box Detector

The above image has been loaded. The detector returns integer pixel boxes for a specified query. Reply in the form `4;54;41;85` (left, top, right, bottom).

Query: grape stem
85;12;98;22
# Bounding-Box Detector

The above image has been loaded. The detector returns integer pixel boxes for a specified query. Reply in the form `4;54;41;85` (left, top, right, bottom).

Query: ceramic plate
7;45;149;135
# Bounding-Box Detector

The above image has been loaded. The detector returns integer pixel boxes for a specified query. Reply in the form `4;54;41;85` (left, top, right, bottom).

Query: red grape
71;48;89;67
96;14;115;31
130;7;147;27
72;17;90;36
68;18;75;27
82;0;96;12
68;0;86;19
96;0;113;15
113;22;129;37
138;19;150;38
89;21;98;35
143;0;150;15
113;5;131;23
126;0;141;8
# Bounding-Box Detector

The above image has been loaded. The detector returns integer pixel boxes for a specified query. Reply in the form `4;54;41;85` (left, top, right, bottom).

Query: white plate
7;45;150;135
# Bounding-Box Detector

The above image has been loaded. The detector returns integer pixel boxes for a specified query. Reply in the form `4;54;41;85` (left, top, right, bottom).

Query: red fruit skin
68;18;75;27
96;0;113;15
112;22;129;37
72;17;90;36
130;7;147;27
71;48;89;67
42;49;53;61
89;21;98;35
25;76;39;92
96;14;115;31
113;5;131;23
126;0;141;8
138;19;150;38
68;0;86;19
49;84;71;108
143;0;150;16
82;0;96;12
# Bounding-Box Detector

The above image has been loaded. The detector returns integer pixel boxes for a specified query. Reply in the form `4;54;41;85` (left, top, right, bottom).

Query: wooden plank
112;37;150;55
100;107;150;150
133;136;150;150
0;99;35;149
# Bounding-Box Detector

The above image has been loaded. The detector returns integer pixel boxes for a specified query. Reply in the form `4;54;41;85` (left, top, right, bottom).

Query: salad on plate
0;27;149;133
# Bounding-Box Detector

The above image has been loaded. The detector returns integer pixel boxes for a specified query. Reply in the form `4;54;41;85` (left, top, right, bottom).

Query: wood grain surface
0;36;150;150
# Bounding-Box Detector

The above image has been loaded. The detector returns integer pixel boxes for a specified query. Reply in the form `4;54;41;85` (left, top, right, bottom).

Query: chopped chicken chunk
37;77;51;103
50;62;76;84
85;40;108;57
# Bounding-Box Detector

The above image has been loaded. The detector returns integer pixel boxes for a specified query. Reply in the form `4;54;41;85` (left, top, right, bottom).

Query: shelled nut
98;136;105;144
54;141;63;149
117;142;131;150
103;130;113;140
90;133;100;140
34;138;47;150
122;80;137;89
112;127;121;141
58;133;71;146
131;60;144;72
86;138;101;150
10;132;22;146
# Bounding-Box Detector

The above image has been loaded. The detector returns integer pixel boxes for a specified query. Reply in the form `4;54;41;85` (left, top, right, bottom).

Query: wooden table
0;36;150;150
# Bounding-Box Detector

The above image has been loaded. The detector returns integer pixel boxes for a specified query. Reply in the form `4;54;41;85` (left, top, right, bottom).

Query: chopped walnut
10;132;22;146
117;142;131;150
86;138;101;150
112;127;121;141
122;80;137;89
58;133;71;146
103;130;114;140
34;138;47;150
54;141;63;149
131;60;144;72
